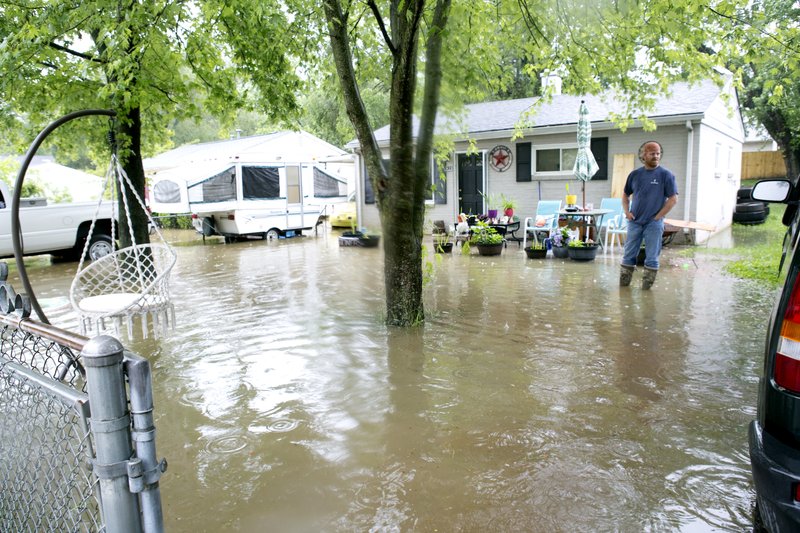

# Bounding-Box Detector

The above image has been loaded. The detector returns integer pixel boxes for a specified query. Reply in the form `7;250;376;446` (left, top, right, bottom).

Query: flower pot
524;247;547;259
359;235;381;248
339;231;363;247
476;243;503;256
567;244;599;261
434;242;454;253
504;208;514;218
552;245;569;259
487;209;499;220
566;194;577;206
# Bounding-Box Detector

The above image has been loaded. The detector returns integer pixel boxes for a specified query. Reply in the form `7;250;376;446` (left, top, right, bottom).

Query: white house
349;77;745;242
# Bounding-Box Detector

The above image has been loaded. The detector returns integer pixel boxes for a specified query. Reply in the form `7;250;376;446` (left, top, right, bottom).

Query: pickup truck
0;180;116;261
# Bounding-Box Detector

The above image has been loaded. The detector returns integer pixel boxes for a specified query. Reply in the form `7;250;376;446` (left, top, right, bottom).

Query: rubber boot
620;264;635;287
642;267;658;290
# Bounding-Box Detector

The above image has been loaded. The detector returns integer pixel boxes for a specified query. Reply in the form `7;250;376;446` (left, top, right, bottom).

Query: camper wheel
265;229;281;240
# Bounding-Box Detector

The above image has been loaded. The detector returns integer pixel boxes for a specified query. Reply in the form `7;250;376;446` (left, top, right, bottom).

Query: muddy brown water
8;228;773;531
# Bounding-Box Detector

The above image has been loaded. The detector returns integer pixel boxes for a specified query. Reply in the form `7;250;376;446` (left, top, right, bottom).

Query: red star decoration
492;149;509;168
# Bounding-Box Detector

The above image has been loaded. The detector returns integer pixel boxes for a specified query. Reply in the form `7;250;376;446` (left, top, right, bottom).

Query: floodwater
7;227;775;532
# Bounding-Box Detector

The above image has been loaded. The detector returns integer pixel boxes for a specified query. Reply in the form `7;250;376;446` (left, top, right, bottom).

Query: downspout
684;120;694;223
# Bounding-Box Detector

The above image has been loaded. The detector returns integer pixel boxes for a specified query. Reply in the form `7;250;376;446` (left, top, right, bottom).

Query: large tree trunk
116;106;151;248
324;0;450;326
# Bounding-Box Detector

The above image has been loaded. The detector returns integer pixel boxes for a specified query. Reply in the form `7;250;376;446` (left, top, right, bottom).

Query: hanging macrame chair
70;154;176;338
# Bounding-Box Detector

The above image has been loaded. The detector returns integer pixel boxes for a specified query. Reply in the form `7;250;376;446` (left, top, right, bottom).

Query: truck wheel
87;234;114;260
265;229;281;240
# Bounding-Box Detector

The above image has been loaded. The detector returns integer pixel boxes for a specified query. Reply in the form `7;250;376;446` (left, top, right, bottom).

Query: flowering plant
550;226;571;247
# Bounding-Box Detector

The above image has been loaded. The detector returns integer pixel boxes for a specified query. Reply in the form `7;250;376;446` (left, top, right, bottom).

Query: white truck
0;180;115;261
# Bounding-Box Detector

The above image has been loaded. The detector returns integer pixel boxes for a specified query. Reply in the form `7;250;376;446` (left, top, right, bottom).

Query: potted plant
433;231;453;253
479;191;501;220
524;240;547;259
567;238;599;261
550;226;571;258
501;194;517;218
340;221;381;247
470;220;504;256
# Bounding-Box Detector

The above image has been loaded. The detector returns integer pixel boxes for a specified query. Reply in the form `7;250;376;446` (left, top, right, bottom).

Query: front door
458;153;483;216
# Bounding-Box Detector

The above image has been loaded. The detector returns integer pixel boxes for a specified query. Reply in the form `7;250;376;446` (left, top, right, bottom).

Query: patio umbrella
572;100;599;210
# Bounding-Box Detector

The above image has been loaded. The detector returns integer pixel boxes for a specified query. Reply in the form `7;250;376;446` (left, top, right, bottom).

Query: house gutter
684;120;694;222
361;113;707;149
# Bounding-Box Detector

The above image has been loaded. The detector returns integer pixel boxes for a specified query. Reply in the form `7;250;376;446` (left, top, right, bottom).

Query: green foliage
470;221;504;245
153;214;194;230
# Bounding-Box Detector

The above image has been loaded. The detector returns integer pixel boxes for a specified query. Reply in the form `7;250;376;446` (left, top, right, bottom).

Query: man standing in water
620;140;678;290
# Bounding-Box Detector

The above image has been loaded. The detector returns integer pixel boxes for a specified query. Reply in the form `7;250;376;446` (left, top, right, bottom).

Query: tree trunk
323;0;450;326
115;106;151;249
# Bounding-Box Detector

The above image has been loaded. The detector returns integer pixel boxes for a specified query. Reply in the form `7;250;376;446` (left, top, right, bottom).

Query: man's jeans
622;219;663;269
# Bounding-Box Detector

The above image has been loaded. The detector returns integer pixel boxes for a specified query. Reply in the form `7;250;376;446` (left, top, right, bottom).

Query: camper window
153;180;181;203
313;167;347;198
202;167;236;202
243;166;280;199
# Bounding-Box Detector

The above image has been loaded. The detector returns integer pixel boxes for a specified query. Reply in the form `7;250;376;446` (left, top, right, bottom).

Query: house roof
361;79;726;147
144;130;348;173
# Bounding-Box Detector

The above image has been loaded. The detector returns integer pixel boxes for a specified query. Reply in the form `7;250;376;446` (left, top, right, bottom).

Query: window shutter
591;138;609;181
434;158;447;204
516;142;531;182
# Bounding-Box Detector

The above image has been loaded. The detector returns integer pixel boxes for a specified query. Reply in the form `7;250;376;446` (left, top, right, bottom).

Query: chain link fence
0;273;165;532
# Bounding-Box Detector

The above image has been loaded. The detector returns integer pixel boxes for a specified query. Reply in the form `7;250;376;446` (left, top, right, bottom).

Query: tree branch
47;41;104;63
366;0;396;54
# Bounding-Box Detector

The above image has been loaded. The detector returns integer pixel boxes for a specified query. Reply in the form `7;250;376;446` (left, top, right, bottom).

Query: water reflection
5;228;771;531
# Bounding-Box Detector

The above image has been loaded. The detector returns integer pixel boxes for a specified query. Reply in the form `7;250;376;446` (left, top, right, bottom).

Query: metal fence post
82;335;142;533
125;353;166;533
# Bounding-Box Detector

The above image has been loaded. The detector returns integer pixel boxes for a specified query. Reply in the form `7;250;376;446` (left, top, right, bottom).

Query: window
201;166;236;202
535;146;578;173
153;180;181;203
242;166;280;199
313;167;347;198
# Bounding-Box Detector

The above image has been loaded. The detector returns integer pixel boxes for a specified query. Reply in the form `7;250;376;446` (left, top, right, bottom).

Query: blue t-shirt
623;166;678;224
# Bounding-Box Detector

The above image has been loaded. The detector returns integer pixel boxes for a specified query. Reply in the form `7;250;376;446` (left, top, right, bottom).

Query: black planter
476;243;503;256
524;247;547;259
434;242;454;253
359;235;381;248
567;244;599;261
552;246;569;259
339;231;380;248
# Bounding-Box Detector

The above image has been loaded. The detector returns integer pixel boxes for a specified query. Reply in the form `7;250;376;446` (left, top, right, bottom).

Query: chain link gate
0;264;166;532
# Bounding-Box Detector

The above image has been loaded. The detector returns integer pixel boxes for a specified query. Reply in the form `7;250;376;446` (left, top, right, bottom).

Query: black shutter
363;158;391;204
516;142;531;182
434;158;447;204
364;160;375;204
590;138;608;181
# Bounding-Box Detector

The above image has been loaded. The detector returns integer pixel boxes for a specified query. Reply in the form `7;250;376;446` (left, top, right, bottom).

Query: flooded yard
8;227;773;531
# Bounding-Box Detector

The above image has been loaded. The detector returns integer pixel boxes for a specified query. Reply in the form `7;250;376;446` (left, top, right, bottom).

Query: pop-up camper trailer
145;131;354;240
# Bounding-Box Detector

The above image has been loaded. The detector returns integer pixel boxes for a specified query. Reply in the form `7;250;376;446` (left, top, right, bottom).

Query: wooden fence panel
742;151;786;180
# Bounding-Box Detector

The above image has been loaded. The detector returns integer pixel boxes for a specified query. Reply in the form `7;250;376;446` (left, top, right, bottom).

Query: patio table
558;208;613;247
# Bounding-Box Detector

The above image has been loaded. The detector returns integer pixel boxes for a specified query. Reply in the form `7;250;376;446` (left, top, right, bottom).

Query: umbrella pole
582;181;586;210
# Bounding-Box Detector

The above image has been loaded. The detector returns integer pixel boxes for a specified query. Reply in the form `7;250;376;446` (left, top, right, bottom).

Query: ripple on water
248;418;300;434
665;461;754;529
205;434;250;455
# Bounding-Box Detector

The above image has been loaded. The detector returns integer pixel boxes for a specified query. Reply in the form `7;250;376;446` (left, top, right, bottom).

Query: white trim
533;143;578;178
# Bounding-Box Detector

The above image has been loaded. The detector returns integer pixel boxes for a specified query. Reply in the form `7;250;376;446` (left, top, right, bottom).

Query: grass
708;188;789;286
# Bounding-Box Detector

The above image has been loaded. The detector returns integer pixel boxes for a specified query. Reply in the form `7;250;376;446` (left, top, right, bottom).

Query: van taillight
776;272;800;393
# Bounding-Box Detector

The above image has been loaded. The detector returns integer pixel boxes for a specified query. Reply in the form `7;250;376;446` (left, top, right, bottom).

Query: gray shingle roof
367;79;723;145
